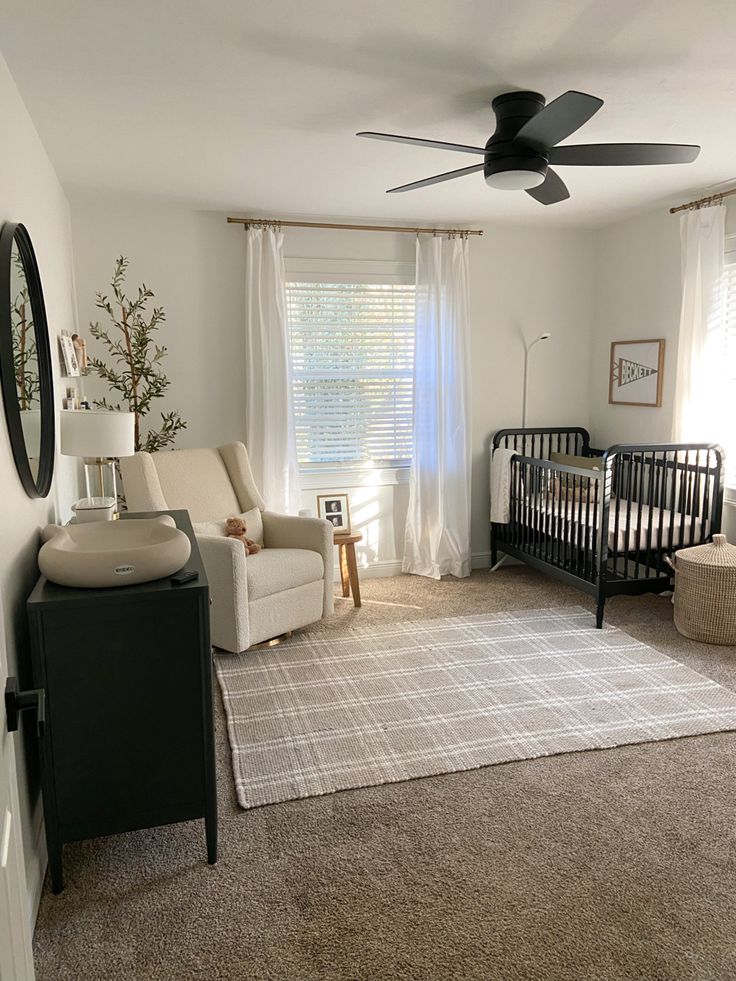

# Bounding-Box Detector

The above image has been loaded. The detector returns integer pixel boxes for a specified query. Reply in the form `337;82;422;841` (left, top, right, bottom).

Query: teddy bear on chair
225;516;262;555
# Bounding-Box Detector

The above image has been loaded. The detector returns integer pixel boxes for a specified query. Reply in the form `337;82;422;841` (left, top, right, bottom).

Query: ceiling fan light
485;169;546;191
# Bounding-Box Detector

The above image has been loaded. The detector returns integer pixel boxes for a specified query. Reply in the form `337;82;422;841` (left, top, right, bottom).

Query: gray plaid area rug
215;607;736;809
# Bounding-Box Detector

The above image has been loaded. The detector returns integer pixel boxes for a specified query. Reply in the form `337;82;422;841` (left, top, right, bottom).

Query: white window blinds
722;256;736;486
286;281;415;466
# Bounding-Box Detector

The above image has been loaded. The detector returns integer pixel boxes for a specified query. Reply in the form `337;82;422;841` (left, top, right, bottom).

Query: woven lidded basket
670;534;736;645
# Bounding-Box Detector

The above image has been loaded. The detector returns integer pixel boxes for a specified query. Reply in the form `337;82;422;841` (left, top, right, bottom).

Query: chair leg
339;544;351;597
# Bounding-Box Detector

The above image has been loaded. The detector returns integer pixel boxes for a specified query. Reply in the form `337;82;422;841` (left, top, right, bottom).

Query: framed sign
609;339;665;407
317;493;351;533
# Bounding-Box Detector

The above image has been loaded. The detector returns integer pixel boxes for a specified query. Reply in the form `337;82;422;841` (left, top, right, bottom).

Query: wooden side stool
335;532;363;607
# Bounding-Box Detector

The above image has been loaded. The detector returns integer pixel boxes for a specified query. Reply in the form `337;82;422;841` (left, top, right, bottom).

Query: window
723;253;736;486
286;280;415;467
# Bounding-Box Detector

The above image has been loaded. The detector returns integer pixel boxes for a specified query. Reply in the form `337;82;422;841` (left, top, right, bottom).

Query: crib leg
595;598;605;629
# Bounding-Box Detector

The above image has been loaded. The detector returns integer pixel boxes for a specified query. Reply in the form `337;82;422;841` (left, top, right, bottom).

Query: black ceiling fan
357;90;700;205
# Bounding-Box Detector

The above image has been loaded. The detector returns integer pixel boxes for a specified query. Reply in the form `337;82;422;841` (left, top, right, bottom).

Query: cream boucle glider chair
120;442;333;652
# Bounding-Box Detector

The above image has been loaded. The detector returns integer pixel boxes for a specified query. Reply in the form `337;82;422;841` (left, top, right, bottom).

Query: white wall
590;201;736;541
469;225;595;559
69;196;247;456
590;207;682;446
0;51;78;917
70;200;596;568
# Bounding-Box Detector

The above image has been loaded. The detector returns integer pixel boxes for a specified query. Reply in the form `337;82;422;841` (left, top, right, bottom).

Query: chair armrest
262;512;332;553
261;512;334;617
196;534;249;653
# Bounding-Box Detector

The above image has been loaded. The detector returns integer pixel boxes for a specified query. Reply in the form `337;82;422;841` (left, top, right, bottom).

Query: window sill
299;465;410;490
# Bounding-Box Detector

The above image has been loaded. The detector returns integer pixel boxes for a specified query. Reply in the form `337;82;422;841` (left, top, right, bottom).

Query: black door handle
5;677;45;736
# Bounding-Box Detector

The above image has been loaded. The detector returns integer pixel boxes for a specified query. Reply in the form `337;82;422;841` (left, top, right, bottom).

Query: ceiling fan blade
386;163;484;193
525;168;570;206
549;143;700;166
514;91;603;153
357;131;487;155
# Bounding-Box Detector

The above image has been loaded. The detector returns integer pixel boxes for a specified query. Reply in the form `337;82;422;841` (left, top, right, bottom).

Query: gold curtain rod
669;187;736;214
226;216;483;236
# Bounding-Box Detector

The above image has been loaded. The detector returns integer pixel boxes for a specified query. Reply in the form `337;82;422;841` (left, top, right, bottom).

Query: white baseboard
331;551;499;581
360;559;404;579
333;558;404;580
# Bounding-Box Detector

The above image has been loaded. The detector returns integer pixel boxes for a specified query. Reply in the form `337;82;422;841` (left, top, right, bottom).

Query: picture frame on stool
317;492;351;533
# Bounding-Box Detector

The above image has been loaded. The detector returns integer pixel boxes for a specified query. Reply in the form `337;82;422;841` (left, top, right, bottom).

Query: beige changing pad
39;514;191;588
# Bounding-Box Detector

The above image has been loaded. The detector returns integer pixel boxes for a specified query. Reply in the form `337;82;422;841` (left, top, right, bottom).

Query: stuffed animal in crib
225;516;261;555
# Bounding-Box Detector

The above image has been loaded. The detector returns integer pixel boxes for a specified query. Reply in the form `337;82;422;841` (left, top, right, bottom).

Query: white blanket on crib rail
490;448;517;524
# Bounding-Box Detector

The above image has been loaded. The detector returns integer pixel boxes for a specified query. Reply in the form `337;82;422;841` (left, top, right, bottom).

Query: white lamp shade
20;409;42;457
60;410;135;458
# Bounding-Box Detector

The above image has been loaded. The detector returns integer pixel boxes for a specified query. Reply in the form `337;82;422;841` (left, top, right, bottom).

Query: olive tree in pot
89;256;187;453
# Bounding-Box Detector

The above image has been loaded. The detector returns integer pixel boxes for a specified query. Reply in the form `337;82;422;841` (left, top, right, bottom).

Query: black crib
490;427;725;627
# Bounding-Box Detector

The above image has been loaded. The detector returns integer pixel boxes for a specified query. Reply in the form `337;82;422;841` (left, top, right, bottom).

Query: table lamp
60;410;135;520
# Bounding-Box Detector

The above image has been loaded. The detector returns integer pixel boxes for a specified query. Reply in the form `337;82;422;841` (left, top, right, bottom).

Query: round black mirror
0;222;54;497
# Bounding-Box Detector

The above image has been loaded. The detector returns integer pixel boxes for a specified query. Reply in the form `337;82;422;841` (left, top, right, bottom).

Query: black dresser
27;509;217;893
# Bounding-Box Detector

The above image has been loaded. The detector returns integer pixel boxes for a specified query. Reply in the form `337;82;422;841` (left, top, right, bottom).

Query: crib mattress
517;496;706;553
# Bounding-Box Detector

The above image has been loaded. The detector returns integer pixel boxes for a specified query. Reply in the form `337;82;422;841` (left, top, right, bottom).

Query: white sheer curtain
673;204;727;443
403;234;472;579
244;226;300;513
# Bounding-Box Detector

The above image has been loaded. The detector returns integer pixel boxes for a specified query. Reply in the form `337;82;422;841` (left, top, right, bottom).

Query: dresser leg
205;809;217;865
49;844;64;894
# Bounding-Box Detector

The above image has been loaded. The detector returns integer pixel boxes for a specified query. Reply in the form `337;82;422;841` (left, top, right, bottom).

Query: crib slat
678;450;690;549
623;454;633;575
554;466;562;569
575;471;584;577
546;465;553;566
690;450;701;547
523;461;530;554
531;462;537;553
611;457;620;579
633;453;645;580
550;466;557;567
655;451;667;573
702;451;711;536
587;475;594;577
514;458;521;550
666;451;677;558
592;474;600;584
560;469;567;570
511;457;517;549
644;451;655;578
537;462;544;558
558;470;565;570
562;473;574;566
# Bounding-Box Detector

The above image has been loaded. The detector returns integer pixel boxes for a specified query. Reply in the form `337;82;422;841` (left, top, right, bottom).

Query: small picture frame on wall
317;493;351;534
58;332;80;377
609;339;665;408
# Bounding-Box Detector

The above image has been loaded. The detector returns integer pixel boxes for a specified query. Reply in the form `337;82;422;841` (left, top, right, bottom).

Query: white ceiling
3;0;736;227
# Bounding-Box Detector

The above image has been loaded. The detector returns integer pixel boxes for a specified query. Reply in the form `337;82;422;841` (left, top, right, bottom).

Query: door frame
0;591;36;980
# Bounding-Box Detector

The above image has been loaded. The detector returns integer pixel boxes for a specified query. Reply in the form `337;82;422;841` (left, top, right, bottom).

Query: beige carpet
33;568;736;981
217;606;736;808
